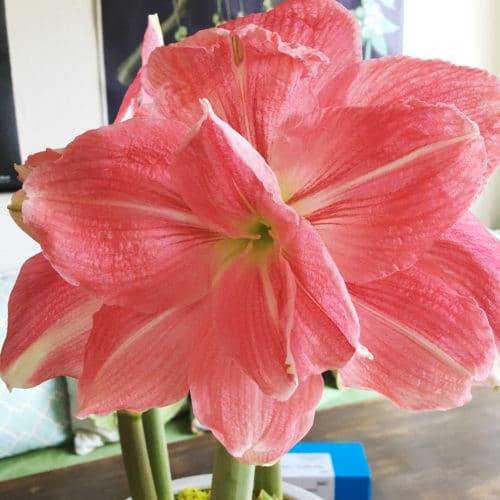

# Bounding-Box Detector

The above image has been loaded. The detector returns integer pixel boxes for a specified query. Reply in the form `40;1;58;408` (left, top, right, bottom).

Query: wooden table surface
1;387;499;500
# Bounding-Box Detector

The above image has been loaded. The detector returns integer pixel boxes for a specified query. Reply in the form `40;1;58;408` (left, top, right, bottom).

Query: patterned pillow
0;272;72;459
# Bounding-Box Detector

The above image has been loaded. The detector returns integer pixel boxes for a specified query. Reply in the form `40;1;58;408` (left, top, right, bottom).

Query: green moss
174;489;297;500
175;488;211;499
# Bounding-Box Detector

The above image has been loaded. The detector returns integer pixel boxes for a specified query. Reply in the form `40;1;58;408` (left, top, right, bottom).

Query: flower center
215;220;276;278
251;221;273;250
242;220;274;264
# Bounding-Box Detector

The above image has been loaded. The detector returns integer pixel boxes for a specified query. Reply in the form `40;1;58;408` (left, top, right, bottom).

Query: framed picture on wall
101;0;404;123
0;0;21;192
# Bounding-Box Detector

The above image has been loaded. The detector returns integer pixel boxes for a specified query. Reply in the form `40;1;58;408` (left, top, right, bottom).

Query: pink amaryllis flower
1;0;500;463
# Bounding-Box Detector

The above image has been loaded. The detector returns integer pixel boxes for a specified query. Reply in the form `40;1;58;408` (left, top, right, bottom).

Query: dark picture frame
0;0;21;192
101;0;403;124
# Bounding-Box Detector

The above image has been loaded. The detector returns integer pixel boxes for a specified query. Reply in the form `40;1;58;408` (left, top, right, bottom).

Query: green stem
224;0;231;19
211;441;255;500
142;408;173;500
117;410;158;500
254;462;283;499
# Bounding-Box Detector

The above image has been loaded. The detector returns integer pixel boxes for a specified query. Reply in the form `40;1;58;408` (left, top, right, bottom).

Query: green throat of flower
248;221;275;261
217;219;277;277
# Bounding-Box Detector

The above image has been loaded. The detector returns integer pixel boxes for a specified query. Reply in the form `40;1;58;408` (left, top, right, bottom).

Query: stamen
231;34;245;67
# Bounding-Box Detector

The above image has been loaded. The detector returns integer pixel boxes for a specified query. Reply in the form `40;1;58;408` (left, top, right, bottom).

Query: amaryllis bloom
1;0;500;464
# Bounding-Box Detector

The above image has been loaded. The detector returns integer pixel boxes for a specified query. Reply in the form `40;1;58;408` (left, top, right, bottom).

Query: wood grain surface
1;388;499;500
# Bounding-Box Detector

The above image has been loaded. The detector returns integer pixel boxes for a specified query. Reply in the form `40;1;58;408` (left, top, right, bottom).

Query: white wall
403;0;500;75
403;0;500;229
1;0;105;273
4;0;106;158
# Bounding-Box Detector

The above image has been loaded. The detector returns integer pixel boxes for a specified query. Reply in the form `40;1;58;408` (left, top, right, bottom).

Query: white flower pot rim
172;473;323;499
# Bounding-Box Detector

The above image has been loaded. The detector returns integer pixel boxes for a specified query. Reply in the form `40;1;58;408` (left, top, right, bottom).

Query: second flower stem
211;441;255;500
254;462;283;499
142;408;173;500
117;410;158;500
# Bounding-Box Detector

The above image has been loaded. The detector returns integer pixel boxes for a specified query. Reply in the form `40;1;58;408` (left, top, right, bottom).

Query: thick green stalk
254;462;283;499
142;408;173;500
211;441;255;500
117;410;158;500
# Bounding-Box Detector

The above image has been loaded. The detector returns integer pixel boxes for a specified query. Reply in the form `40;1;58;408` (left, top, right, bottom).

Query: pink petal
285;218;359;379
340;267;496;410
272;103;487;283
114;14;163;123
190;338;323;464
141;14;163;63
329;56;500;171
0;254;101;388
146;24;324;156
419;212;500;344
213;249;298;400
76;300;204;416
221;0;361;71
114;70;144;123
8;189;38;240
171;101;298;238
8;149;63;239
23;114;223;313
24;148;63;175
14;164;32;183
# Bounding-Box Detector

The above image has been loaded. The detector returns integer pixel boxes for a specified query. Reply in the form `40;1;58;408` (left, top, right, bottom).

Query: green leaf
174;25;188;42
262;0;275;12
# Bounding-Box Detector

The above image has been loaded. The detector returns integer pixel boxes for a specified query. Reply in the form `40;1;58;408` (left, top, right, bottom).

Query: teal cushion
0;271;72;458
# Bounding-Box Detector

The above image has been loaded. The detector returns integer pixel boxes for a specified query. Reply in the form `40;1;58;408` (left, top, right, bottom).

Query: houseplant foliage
1;0;500;498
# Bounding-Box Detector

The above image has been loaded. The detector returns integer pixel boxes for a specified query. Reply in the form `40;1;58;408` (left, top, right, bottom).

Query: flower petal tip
356;343;373;361
143;13;164;58
14;163;32;182
199;97;214;116
476;356;500;387
0;378;13;393
1;364;24;392
279;377;299;402
147;13;161;31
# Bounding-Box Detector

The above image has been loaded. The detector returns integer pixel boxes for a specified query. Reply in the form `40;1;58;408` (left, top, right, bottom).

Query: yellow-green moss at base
174;488;296;500
175;487;211;499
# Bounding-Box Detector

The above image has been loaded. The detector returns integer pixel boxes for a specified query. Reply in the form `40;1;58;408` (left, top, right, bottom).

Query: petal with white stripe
271;103;487;283
213;250;298;400
190;336;323;464
340;266;496;409
22;114;225;313
77;300;205;416
0;254;101;388
419;212;500;344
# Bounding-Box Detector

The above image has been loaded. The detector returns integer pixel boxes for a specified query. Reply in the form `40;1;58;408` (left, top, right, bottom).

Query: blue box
284;442;371;500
